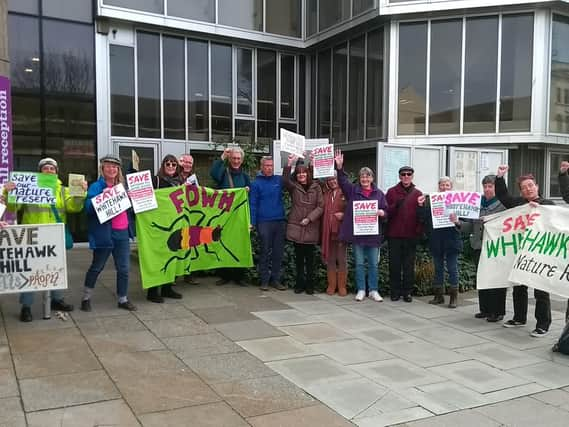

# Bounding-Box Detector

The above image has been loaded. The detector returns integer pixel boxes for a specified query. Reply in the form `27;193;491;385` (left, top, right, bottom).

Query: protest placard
280;128;305;158
8;172;57;205
353;200;378;236
126;170;157;214
0;223;67;294
91;183;132;223
429;190;481;229
68;173;85;197
186;174;199;186
311;144;335;179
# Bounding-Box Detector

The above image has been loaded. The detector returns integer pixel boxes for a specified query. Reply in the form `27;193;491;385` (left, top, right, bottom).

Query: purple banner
0;75;14;222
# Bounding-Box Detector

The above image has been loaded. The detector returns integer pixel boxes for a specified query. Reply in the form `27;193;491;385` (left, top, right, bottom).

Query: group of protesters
2;146;568;341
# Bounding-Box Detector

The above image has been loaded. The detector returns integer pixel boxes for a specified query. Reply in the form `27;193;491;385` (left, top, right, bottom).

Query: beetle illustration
151;199;248;273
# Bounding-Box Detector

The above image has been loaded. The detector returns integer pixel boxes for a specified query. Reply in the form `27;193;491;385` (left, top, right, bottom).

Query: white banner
91;183;131;223
0;223;68;294
280;128;305;158
353;200;378;236
430;191;481;229
126;171;157;214
311;144;335;179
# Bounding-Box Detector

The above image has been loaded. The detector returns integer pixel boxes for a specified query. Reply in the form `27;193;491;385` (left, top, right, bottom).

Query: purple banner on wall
0;75;14;222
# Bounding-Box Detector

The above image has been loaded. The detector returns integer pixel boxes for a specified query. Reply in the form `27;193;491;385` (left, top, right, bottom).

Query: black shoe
391;295;400;302
51;299;74;312
306;289;314;295
162;286;183;299
20;306;32;322
474;312;488;319
487;314;504;323
403;294;413;303
118;300;137;311
80;299;92;312
294;287;304;294
216;278;230;286
147;293;164;303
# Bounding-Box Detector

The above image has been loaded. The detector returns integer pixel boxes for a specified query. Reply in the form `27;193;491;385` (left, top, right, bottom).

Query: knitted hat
38;157;58;172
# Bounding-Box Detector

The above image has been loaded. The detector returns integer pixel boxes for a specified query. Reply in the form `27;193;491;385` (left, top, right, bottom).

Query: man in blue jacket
249;156;287;291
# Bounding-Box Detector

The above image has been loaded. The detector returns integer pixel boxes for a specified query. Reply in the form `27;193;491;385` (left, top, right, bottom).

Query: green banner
136;185;253;289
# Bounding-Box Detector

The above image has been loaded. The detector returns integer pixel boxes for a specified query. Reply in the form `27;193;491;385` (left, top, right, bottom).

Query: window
398;22;427;135
549;153;567;197
167;0;214;23
307;0;317;36
281;55;295;119
42;0;92;23
236;48;253;116
218;0;262;31
317;50;331;137
332;43;348;143
137;32;161;138
188;40;209;141
211;44;232;142
163;36;185;140
353;0;374;16
110;45;135;137
500;14;533;132
367;29;383;139
257;50;276;145
8;0;38;14
550;14;569;134
103;0;164;14
235;119;254;144
319;0;350;32
266;0;301;37
349;36;365;142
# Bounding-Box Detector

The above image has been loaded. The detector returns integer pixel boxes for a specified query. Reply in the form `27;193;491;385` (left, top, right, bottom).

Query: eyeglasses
400;172;413;177
165;162;177;167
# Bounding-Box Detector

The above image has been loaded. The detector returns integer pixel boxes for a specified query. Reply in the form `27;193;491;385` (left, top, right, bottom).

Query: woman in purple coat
334;149;388;302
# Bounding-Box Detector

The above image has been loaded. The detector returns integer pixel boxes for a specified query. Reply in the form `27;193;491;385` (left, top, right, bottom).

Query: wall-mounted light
31;57;40;62
24;68;33;73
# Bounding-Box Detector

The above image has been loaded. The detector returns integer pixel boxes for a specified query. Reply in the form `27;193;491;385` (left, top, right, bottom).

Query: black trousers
473;250;506;316
388;238;417;297
219;267;246;282
294;243;315;292
512;285;551;331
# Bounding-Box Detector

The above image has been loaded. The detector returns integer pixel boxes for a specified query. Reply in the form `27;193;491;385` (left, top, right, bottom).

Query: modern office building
2;0;569;237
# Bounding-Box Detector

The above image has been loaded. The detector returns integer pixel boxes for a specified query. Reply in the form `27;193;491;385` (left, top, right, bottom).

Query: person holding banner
495;165;553;337
558;160;569;323
82;154;137;312
417;177;463;309
4;158;86;322
334;150;388;302
283;155;324;294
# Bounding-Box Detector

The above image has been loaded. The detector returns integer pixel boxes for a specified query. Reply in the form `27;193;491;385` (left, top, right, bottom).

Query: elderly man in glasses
385;166;424;303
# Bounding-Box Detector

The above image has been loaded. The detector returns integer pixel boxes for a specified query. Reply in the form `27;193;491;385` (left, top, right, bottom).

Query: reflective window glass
211;44;232;142
188;40;209;141
398;22;427;135
257;50;276;146
110;45;135;137
103;0;163;14
167;0;214;22
307;0;317;36
319;0;350;31
353;0;374;15
281;55;295;119
218;0;262;31
235;119;254;144
367;29;383;139
163;36;185;140
42;0;92;23
500;14;533;132
237;48;253;115
332;43;347;143
8;0;38;14
349;36;365;142
550;14;569;134
266;0;301;37
137;32;161;138
317;50;331;137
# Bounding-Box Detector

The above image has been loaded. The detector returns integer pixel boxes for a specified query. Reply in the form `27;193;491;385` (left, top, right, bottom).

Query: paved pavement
1;248;569;426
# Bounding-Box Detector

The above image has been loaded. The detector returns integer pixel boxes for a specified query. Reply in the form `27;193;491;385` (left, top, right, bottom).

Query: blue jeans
353;244;380;292
84;229;130;298
20;290;64;307
432;250;459;289
257;220;286;285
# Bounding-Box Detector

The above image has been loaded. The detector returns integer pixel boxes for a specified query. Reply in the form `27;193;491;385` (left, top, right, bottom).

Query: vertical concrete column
0;0;8;77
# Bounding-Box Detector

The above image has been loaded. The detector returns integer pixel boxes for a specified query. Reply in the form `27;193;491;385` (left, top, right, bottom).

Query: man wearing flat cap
385;166;423;302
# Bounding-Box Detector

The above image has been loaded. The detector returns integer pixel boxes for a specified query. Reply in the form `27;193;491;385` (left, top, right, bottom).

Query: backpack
552;322;569;355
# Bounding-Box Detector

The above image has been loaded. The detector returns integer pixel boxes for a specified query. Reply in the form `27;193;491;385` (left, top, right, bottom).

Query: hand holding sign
287;154;298;167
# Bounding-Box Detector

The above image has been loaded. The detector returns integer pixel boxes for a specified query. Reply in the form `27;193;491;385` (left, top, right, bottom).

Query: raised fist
496;165;509;178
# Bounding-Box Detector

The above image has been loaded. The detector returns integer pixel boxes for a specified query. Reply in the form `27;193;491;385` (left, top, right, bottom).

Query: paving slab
351;359;445;390
74;314;146;335
215;319;285;341
98;350;188;380
0;397;25;427
286;300;344;315
163;331;242;358
357;390;417;416
473;396;569;427
311;311;383;332
8;328;85;354
84;330;165;355
308;339;393;365
354;406;433;427
400;408;502;427
142;315;214;338
279;322;353;344
408;325;490;349
475;327;558;351
507;360;569;388
408;381;489;413
236;336;318;362
456;342;545;369
0;368;20;399
247;403;354;427
191;306;257;324
251;309;314;326
377;337;469;368
139;401;249;427
134;301;195;320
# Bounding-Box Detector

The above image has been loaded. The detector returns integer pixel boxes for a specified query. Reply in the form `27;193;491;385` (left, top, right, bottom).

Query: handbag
50;204;73;250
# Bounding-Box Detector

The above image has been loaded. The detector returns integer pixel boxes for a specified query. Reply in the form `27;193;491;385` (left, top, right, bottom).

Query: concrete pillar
0;0;8;77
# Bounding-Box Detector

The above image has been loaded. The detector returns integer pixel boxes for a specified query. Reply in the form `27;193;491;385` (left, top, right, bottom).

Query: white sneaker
355;290;365;301
369;291;383;302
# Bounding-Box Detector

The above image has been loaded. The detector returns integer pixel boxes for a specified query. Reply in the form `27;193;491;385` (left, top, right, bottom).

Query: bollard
43;291;51;319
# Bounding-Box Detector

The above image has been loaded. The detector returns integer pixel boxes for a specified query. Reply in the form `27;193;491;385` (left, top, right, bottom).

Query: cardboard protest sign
280;128;305;158
311;144;335;179
0;223;67;294
8;172;57;205
430;191;481;229
126;170;157;214
353;200;378;236
186;174;199;186
68;173;85;197
136;186;253;288
91;183;131;223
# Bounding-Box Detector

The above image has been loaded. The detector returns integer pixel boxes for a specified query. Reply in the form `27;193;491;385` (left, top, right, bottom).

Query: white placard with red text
311;144;335;179
91;183;131;223
126;171;157;214
353;200;378;236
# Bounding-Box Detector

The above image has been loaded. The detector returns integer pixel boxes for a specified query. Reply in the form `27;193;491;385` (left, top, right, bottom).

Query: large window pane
137;32;161;138
464;17;498;134
332;43;348;143
281;55;295;119
550;15;569;134
163;36;185;140
235;119;254;144
42;0;92;23
257;50;276;146
218;0;262;31
188;40;209;141
320;0;350;31
353;0;374;15
349;36;365;142
307;0;317;36
266;0;301;37
110;45;135;137
367;29;383;139
211;44;232;142
398;22;427;135
500;14;533;132
167;0;214;22
317;50;331;137
8;0;38;14
429;19;461;135
237;48;253;115
103;0;163;14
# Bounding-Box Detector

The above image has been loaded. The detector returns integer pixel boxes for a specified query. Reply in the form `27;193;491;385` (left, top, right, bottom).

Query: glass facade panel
110;45;135;137
464;16;498;134
349;36;365;142
167;0;215;23
550;14;569;134
137;32;161;138
42;0;92;23
266;0;301;37
211;44;233;142
279;122;297;133
8;0;38;14
281;55;295;119
218;0;262;31
163;36;185;140
353;0;374;15
550;152;566;197
398;22;427;135
103;0;164;14
307;0;317;36
332;43;348;143
319;0;350;32
235;119;254;144
237;48;253;115
366;29;383;139
188;40;209;141
429;19;461;135
257;50;277;146
500;14;533;132
317;50;331;137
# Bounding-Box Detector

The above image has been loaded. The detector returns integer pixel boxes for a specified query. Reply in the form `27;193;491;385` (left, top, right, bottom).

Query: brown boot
326;271;337;295
448;288;458;309
429;287;445;305
337;271;348;297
